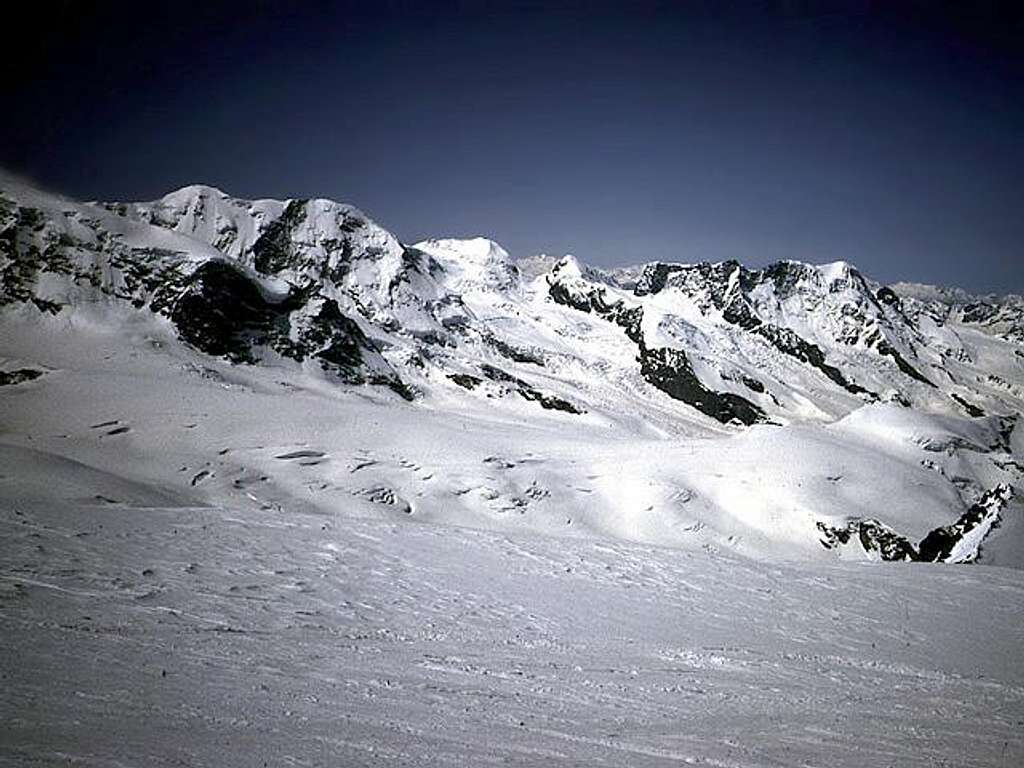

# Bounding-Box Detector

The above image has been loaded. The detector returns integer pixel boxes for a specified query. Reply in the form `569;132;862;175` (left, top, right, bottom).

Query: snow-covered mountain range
1;171;1021;564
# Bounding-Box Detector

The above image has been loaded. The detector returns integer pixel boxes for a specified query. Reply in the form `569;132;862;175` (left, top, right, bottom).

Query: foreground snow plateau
3;474;1024;767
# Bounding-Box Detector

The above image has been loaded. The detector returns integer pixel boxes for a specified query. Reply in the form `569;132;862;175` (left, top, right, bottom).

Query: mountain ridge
1;172;1021;565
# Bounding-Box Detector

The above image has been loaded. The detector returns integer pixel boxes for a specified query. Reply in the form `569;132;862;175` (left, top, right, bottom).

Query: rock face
816;519;919;562
166;262;410;393
918;484;1015;563
545;257;765;425
636;346;766;426
0;182;422;397
0;368;43;386
817;484;1016;563
631;259;926;395
169;261;301;364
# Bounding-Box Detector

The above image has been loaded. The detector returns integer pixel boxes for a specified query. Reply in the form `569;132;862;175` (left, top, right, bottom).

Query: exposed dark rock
761;261;813;295
632;260;928;395
633;262;685;296
753;324;875;398
958;299;1024;344
115;249;190;309
169;261;300;363
482;332;545;365
722;298;762;331
994;416;1017;453
165;262;413;396
384;247;431;295
300;298;369;376
30;298;63;314
0;368;43;386
409;329;454;347
886;390;912;407
1;206;68;308
547;274;645;342
876;340;935;387
920;435;988;455
480;364;518;384
961;302;998;324
376;377;416;401
918;485;1013;563
252;199;308;274
549;278;612;316
638;346;765;426
949;392;985;418
876;286;901;307
516;388;584;414
818;485;1015;564
448;373;483;390
741;376;765;393
633;260;874;398
816;519;918;562
548;272;764;425
479;364;584;414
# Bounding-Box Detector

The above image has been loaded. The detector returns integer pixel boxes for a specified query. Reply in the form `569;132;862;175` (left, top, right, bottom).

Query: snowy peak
122;188;406;281
1;172;1022;431
627;257;925;376
120;187;455;339
632;258;875;320
413;237;519;293
417;236;510;263
106;184;275;258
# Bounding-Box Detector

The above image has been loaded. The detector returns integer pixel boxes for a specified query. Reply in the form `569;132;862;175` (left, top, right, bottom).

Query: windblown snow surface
1;174;1023;766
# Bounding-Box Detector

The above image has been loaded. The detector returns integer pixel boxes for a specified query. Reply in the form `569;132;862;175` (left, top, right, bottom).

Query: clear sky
3;1;1021;292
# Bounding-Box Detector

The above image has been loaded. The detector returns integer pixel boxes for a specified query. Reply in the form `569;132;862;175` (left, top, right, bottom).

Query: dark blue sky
3;1;1022;292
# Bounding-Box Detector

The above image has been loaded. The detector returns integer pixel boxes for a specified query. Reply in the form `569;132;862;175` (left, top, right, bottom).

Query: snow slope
2;172;1024;765
2;442;1024;766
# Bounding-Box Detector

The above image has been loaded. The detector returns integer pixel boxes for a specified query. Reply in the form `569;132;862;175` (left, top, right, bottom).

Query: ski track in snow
2;499;1023;767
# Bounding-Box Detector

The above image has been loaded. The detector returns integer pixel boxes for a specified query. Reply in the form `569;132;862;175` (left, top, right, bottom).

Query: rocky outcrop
817;484;1015;563
816;519;918;562
0;185;416;399
637;346;765;426
753;324;875;398
169;261;301;363
918;485;1014;563
252;199;309;275
479;364;584;414
632;260;935;396
547;261;765;425
0;368;44;386
165;261;412;397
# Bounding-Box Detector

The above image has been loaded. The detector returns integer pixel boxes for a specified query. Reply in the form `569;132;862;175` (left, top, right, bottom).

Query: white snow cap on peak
157;184;231;205
817;260;857;282
414;237;518;292
415;237;511;264
550;254;584;278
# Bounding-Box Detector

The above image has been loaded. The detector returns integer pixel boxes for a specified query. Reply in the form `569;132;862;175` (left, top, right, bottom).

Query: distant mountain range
1;171;1021;564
